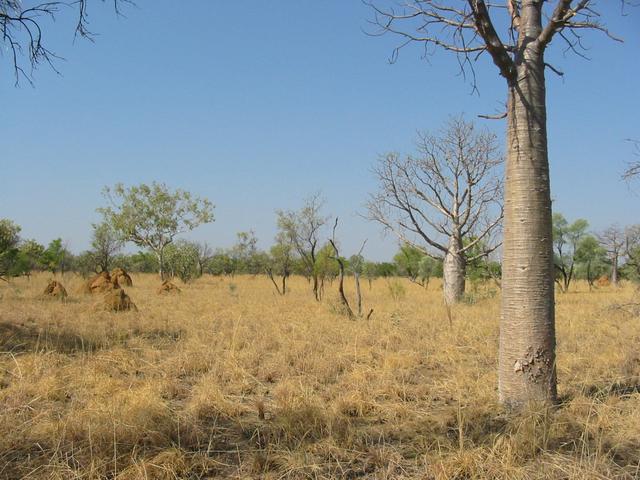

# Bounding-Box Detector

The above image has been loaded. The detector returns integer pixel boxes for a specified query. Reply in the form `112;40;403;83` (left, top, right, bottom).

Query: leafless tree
368;116;503;305
366;0;635;408
1;0;131;85
597;225;625;286
195;242;214;277
276;193;328;301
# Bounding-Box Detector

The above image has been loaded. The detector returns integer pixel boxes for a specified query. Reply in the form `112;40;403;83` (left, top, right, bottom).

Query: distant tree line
2;209;639;292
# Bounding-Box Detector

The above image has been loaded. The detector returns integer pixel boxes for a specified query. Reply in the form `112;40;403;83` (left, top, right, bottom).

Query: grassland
1;273;639;479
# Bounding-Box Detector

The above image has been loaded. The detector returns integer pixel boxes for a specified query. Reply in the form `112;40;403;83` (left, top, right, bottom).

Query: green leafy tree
315;243;340;299
74;251;98;277
361;261;379;290
164;240;201;283
41;238;71;275
552;214;589;293
393;243;441;288
124;251;159;274
266;233;296;295
623;225;640;283
465;237;501;286
99;182;214;279
276;193;328;300
0;219;23;280
575;235;609;290
19;239;45;273
231;231;259;275
207;250;235;276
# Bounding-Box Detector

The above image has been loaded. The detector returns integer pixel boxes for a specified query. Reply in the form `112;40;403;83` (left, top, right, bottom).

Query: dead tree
368;116;503;305
329;218;355;319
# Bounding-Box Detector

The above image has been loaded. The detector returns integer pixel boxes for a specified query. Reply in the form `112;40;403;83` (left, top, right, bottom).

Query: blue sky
2;1;639;261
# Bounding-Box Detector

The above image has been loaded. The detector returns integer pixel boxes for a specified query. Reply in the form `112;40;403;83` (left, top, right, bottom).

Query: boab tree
99;182;214;280
598;225;625;287
367;0;634;408
368;116;503;305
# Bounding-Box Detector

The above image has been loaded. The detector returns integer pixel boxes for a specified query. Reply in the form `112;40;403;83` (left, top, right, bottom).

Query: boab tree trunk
499;32;556;408
366;0;630;410
443;235;466;305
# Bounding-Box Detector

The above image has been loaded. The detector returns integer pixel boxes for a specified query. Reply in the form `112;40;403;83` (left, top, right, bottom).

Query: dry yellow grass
0;273;639;479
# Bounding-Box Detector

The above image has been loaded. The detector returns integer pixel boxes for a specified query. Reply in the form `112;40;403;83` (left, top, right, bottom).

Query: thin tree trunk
611;254;618;286
354;272;363;316
157;251;165;281
499;28;557;408
266;269;283;295
312;274;320;301
443;236;465;305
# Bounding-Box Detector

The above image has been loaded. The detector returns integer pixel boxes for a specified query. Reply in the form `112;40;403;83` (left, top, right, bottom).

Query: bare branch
1;0;132;85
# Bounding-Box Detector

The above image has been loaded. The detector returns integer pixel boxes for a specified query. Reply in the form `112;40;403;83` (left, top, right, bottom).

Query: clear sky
2;1;639;261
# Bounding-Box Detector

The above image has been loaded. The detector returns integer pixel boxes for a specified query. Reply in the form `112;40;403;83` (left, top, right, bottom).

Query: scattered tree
624;225;640;281
230;231;259;275
266;233;295;295
90;222;123;273
164;240;201;283
276;194;328;300
368;116;503;305
195;242;214;277
41;238;71;275
575;235;608;290
393;243;441;288
598;225;625;286
0;219;22;280
99;182;214;280
552;214;589;293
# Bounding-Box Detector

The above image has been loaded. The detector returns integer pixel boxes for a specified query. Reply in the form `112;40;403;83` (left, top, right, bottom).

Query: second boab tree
368;116;503;305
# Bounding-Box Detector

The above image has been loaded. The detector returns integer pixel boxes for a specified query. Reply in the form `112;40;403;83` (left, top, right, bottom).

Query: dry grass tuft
1;273;639;479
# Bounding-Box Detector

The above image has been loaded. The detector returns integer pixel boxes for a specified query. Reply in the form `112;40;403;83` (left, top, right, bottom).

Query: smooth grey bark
498;9;557;407
443;235;466;305
156;251;166;281
366;0;627;408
